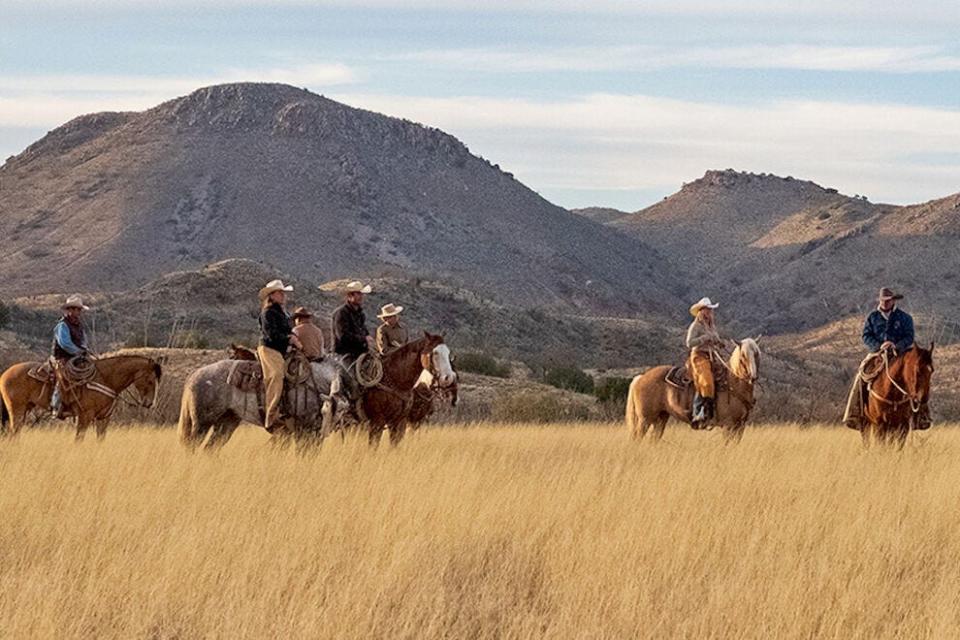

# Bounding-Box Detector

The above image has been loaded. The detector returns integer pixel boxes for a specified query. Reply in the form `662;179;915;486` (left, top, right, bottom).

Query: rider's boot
50;387;64;420
702;397;716;426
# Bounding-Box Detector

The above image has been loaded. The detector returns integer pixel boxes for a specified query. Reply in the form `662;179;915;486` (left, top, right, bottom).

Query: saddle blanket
664;360;729;391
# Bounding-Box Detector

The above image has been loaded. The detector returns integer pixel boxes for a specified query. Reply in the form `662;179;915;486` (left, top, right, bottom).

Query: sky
1;0;959;210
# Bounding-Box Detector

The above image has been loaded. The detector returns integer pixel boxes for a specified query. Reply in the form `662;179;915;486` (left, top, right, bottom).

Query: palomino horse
0;355;163;441
177;356;346;451
625;338;761;443
861;344;934;449
361;333;456;446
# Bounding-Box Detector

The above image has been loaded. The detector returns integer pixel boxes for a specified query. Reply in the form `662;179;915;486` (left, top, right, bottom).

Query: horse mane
383;334;441;363
731;338;760;380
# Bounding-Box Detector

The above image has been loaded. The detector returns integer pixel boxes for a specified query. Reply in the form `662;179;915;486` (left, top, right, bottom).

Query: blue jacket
862;308;914;354
52;318;87;359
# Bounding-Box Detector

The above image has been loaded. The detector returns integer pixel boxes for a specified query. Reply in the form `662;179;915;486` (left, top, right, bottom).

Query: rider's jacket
862;307;914;354
332;303;369;359
52;316;87;361
259;302;293;354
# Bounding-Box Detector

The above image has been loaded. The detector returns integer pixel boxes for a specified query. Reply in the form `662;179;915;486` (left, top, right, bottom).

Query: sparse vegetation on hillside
0;299;10;330
455;352;512;378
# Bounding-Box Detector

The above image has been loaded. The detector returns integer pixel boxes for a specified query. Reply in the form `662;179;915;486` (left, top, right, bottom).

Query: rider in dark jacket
332;281;375;361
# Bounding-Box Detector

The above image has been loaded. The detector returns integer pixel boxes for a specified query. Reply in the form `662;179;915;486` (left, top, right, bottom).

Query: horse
860;344;934;449
0;354;163;441
228;343;258;361
625;338;761;443
177;355;346;451
361;332;456;446
407;366;460;431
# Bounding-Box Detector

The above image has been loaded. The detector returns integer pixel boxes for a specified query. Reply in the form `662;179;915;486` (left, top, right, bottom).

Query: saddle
664;357;729;391
227;360;263;393
226;354;323;423
27;360;56;384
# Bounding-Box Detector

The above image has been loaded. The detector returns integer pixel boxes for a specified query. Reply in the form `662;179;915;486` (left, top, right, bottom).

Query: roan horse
625;338;761;443
0;355;163;441
177;355;346;451
361;332;456;446
860;344;934;449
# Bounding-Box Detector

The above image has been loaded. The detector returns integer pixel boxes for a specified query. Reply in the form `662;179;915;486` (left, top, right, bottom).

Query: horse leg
724;422;745;444
389;419;408;447
205;415;241;451
75;414;90;442
368;422;385;448
95;417;110;441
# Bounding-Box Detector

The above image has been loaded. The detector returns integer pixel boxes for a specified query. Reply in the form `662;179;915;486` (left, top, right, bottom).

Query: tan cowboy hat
377;303;404;319
878;287;904;301
62;294;90;311
343;280;372;294
689;297;719;316
258;279;293;300
292;306;314;319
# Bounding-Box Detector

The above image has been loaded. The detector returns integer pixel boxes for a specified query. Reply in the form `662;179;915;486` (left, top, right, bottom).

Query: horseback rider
843;287;930;429
50;294;91;418
376;303;408;355
257;279;302;433
292;306;325;360
332;281;376;361
686;297;723;429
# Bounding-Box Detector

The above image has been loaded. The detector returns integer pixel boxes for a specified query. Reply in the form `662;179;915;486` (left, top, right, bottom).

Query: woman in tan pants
686;297;723;429
257;279;301;432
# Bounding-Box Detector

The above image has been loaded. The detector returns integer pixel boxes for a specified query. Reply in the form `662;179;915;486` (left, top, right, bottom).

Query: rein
869;351;922;413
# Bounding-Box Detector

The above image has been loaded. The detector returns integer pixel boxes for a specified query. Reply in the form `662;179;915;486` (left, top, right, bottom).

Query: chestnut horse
625;338;761;443
361;332;456;446
0;355;163;441
861;344;934;449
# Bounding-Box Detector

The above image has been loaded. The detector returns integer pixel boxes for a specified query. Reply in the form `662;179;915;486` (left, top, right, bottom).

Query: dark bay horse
0;355;163;441
625;338;761;443
362;332;455;446
861;344;934;448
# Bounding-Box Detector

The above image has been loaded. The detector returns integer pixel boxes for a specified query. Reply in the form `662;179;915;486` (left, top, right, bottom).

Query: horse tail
625;376;640;434
177;385;200;450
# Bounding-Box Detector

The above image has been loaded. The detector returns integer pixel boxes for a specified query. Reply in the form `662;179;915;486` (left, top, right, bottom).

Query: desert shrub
594;377;632;403
0;299;10;330
456;352;510;378
171;330;210;350
490;392;590;423
542;366;594;394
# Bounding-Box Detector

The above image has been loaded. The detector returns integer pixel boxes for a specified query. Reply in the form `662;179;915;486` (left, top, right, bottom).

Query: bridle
869;350;924;413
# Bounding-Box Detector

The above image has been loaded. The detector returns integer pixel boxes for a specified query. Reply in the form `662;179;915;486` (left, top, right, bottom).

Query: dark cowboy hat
878;287;904;301
292;306;314;319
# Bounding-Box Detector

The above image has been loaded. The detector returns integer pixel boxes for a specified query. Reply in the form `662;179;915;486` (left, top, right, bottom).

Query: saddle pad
665;366;691;389
665;359;730;390
227;361;263;393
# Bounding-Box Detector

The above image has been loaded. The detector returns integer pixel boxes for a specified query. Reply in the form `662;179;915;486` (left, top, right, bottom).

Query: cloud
333;92;960;206
386;44;960;74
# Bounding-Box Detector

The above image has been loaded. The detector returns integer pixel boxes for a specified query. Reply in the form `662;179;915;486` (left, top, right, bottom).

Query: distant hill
0;82;681;313
608;169;960;333
570;206;630;224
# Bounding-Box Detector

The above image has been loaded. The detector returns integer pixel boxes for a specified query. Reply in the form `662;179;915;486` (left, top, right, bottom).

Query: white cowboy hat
62;294;90;311
343;280;372;294
689;297;719;316
258;279;293;300
377;303;404;319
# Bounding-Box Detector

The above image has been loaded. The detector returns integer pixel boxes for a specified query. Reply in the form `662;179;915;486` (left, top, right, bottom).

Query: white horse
177;356;347;451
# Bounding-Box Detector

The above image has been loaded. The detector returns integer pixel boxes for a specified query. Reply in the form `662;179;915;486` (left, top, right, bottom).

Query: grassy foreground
1;423;958;639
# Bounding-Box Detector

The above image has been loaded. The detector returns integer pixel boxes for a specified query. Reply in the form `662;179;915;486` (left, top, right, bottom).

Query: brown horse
0;355;163;441
625;338;761;443
361;333;456;446
861;344;934;449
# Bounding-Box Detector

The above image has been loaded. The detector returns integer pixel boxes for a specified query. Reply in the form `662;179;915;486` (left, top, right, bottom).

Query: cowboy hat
343;281;372;294
689;297;719;316
292;306;314;319
377;303;404;319
878;287;904;301
62;294;90;311
259;279;293;300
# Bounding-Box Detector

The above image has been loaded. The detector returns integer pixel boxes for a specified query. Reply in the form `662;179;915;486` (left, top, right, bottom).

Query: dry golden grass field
1;423;959;639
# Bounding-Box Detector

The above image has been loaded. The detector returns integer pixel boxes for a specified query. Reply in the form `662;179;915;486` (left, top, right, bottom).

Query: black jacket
332;303;369;358
259;302;293;353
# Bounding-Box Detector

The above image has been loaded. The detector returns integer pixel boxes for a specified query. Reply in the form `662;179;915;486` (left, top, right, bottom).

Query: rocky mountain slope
0;83;680;313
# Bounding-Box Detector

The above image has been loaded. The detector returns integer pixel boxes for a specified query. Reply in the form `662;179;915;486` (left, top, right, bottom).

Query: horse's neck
727;348;755;396
416;369;434;388
383;347;425;390
97;357;145;390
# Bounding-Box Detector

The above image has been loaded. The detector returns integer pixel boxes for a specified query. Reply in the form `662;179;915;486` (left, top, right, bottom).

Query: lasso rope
354;352;384;388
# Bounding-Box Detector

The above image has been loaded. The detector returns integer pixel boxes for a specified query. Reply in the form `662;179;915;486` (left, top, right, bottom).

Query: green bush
490;392;590;423
0;299;10;330
456;351;511;378
543;366;594;394
594;377;632;403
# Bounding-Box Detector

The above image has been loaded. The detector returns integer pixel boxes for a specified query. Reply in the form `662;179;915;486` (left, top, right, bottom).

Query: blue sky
1;0;959;209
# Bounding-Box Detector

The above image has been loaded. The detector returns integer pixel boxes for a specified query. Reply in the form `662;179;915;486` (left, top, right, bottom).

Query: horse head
902;342;935;410
419;331;456;389
731;338;761;382
132;357;164;409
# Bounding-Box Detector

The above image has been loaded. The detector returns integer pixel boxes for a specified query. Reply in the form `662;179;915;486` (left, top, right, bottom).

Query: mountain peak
682;169;840;197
